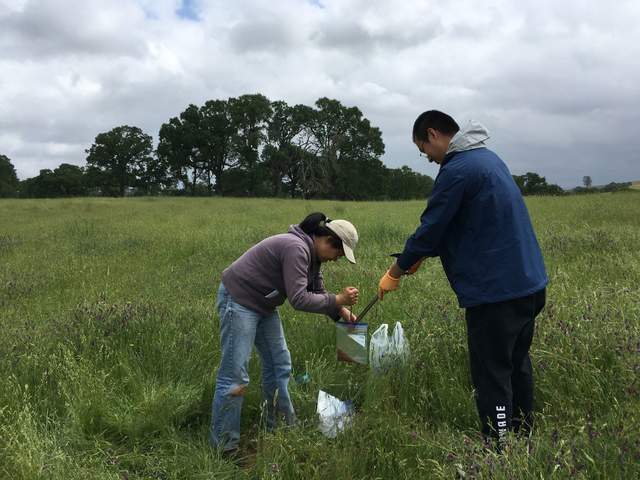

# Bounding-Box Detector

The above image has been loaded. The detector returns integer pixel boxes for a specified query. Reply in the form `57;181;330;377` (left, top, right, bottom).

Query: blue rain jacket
397;123;548;307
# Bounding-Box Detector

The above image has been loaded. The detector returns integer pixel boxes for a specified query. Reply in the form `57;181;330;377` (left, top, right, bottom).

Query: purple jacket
221;225;341;319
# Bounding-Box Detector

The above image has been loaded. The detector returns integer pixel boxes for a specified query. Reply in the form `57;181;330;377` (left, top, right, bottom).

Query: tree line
1;95;435;200
1;95;634;199
511;172;632;195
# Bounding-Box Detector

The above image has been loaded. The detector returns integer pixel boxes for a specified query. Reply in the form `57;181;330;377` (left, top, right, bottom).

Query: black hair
299;212;343;249
412;110;460;142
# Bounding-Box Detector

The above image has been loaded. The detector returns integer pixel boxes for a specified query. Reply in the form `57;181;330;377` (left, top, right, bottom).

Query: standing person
378;110;547;444
211;212;360;453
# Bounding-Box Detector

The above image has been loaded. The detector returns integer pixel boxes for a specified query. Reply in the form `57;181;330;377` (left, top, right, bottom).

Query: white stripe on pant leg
496;405;508;441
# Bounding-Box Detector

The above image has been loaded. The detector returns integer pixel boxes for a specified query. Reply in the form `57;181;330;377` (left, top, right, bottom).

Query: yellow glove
405;258;425;275
378;270;401;299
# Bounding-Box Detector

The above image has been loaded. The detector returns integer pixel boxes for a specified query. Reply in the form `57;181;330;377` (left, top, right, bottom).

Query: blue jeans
209;283;296;451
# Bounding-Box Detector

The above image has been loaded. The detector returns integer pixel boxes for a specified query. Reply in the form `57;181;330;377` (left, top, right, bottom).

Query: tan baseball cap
326;219;358;264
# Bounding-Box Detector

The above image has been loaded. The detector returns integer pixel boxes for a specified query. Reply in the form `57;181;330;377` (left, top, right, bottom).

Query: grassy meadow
1;193;639;479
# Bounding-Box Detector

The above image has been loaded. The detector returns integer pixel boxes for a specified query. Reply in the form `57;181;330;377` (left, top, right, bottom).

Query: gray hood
446;120;490;156
288;224;314;250
288;224;318;263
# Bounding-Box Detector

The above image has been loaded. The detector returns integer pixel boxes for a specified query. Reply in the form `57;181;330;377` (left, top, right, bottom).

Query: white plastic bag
369;322;409;373
390;322;410;363
317;390;353;438
369;323;390;373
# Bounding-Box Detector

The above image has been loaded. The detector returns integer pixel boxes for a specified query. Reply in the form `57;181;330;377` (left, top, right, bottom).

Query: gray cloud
0;0;147;59
228;18;297;53
311;17;441;53
1;0;639;188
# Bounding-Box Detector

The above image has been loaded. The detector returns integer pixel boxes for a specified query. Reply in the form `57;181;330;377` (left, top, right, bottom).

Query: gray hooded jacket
221;225;340;318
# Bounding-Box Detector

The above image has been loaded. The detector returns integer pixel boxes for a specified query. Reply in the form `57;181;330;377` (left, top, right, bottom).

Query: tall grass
1;193;639;479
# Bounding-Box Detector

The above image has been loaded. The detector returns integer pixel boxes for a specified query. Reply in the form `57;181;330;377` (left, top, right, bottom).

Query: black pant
465;288;546;442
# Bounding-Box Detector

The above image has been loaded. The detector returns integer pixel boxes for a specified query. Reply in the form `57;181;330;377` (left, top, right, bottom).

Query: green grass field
1;193;639;479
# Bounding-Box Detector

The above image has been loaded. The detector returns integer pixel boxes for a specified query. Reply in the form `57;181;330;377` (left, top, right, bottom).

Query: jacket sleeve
397;168;466;271
312;269;342;320
282;244;340;317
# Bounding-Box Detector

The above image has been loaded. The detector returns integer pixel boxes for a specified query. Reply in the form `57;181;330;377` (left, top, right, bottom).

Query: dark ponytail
299;212;340;245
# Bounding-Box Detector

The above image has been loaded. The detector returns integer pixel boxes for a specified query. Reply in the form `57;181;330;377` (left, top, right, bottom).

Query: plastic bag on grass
336;321;368;364
317;390;353;438
369;322;409;373
390;322;409;363
369;323;389;371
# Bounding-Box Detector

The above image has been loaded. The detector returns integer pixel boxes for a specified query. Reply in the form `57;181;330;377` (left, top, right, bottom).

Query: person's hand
339;307;358;323
336;287;359;306
378;270;401;299
405;258;425;275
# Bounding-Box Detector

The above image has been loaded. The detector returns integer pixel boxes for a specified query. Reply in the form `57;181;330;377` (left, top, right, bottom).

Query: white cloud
1;0;639;187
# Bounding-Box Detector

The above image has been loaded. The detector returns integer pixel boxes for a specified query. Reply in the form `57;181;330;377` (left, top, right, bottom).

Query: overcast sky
2;0;639;188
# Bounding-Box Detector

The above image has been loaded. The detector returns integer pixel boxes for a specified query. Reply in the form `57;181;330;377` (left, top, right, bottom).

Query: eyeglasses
417;138;428;159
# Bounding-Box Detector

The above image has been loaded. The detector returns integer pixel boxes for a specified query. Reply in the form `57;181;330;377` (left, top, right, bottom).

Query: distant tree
304;98;386;199
512;172;563;196
200;99;236;194
281;105;322;198
219;166;252;197
573;181;632;194
83;165;106;195
583;176;592;188
20;169;56;197
601;181;631;192
158;105;211;195
385;166;434;199
149;93;441;199
0;154;19;197
135;155;172;194
158;100;242;196
19;164;87;197
86;125;154;196
543;183;564;195
228;94;273;195
52;163;86;196
520;172;547;194
262;101;316;197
